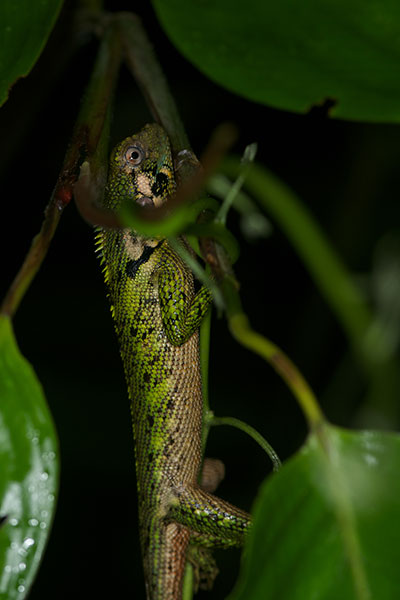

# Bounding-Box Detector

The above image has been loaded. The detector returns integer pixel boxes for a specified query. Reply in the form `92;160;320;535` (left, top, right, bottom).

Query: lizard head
105;123;176;210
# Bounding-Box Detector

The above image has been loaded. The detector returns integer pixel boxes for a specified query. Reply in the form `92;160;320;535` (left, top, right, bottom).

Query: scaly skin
96;123;251;599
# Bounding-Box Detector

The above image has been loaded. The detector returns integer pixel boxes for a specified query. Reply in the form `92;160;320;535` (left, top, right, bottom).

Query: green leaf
153;0;400;123
0;316;59;599
229;424;400;600
0;0;63;107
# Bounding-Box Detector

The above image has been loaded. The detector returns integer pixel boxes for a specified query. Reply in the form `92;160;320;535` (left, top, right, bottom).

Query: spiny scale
96;123;251;599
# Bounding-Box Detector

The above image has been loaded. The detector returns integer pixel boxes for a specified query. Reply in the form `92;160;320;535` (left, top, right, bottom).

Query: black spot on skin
148;452;153;462
143;372;151;384
130;325;138;337
147;414;154;428
126;242;162;279
166;398;174;411
151;172;170;197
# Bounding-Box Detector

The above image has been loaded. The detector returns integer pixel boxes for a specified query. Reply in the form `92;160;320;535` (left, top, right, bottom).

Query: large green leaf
0;316;59;599
153;0;400;123
0;0;63;107
229;424;400;599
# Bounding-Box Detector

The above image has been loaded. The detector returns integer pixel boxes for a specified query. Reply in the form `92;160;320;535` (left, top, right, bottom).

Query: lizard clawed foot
200;458;225;493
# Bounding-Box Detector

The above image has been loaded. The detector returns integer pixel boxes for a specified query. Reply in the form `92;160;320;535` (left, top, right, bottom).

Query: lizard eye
125;145;144;166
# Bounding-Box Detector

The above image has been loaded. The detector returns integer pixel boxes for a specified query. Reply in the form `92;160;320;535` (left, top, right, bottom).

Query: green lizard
96;123;251;599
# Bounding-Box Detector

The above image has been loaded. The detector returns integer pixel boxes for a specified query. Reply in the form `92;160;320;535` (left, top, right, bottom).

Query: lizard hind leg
168;485;251;549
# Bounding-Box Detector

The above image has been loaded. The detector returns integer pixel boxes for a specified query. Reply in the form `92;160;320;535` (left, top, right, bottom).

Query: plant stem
182;563;194;600
211;416;281;471
222;158;374;367
229;311;324;430
1;20;122;318
222;157;400;421
116;13;189;154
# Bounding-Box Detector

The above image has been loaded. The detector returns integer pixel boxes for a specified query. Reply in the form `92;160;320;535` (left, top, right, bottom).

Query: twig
1;20;122;317
116;12;189;154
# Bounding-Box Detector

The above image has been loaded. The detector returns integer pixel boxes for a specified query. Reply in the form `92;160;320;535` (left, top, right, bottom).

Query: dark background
1;1;400;598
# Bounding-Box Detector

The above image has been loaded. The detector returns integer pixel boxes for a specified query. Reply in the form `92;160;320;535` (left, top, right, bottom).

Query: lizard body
96;123;250;599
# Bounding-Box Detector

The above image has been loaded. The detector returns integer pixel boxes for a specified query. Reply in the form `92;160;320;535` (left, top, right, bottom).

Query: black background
1;1;400;598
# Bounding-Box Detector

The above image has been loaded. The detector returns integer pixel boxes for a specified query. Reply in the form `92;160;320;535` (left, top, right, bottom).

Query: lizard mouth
136;196;154;207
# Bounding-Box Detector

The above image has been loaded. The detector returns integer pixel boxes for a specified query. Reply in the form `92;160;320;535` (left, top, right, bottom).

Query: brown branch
116;13;190;155
1;19;122;317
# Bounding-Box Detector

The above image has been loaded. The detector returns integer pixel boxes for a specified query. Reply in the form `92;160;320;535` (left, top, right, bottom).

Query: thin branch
210;416;281;472
116;12;189;154
228;310;325;431
1;20;122;317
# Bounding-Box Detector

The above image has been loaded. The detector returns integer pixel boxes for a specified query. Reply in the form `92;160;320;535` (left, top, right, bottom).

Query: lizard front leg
157;261;213;346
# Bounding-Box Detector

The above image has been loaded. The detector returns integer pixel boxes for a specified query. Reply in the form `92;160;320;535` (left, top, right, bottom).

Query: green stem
210;416;281;472
222;158;375;367
116;197;219;239
182;563;194;600
194;205;324;430
215;143;257;225
229;311;325;430
222;157;400;421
